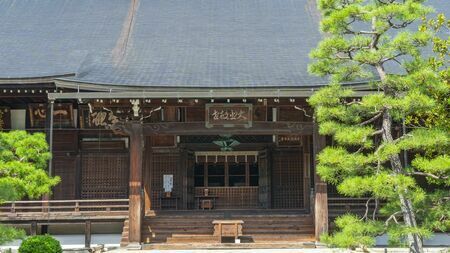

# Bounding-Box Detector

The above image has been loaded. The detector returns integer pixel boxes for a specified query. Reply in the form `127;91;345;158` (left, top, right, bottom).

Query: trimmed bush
18;235;62;253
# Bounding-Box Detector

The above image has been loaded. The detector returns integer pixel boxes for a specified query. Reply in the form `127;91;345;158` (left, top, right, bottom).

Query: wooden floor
140;209;315;245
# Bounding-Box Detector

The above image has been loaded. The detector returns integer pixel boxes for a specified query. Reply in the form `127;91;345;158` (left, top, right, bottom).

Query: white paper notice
163;174;173;193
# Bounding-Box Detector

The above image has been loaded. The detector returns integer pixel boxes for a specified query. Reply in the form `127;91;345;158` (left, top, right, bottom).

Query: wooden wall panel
53;130;78;152
151;135;176;147
277;106;313;122
271;149;304;209
186;107;205;122
52;155;78;200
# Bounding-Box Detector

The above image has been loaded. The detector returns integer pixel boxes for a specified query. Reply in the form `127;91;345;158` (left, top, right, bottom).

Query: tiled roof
0;0;448;88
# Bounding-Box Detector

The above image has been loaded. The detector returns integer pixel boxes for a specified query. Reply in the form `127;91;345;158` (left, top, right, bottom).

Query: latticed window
193;161;258;187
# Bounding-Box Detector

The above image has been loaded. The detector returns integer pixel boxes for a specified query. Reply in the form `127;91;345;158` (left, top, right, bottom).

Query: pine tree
308;0;449;252
0;131;60;244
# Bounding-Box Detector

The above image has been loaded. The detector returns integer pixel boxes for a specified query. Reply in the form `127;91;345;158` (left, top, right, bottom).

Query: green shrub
18;235;62;253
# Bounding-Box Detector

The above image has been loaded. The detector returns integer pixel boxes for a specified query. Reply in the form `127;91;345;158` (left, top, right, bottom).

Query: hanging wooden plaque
79;105;121;128
205;104;252;128
0;107;11;130
28;103;74;128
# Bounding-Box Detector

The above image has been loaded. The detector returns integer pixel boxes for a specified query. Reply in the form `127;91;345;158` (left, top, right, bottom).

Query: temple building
0;0;448;249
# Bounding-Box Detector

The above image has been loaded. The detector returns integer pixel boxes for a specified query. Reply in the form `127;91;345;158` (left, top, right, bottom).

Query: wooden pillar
84;220;91;248
258;149;271;209
41;225;48;234
143;136;152;211
313;125;328;241
30;221;37;236
302;135;311;212
128;122;144;246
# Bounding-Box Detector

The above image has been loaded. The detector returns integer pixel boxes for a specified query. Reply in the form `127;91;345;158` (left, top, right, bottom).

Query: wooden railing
0;199;129;220
195;187;259;209
328;197;379;218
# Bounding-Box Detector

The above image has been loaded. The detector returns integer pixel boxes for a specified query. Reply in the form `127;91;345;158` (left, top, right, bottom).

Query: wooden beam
49;81;373;99
84;220;91;248
127;123;143;245
139;121;314;136
313;125;328;241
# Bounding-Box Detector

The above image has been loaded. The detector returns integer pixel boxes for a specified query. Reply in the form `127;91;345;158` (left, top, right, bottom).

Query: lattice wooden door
52;154;78;200
183;150;195;209
81;152;129;199
271;149;304;209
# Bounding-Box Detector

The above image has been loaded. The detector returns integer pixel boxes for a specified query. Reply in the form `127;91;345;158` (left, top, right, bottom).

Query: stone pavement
108;248;449;253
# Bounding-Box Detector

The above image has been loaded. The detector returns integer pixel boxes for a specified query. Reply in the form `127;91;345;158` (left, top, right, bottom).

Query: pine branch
371;129;384;136
385;211;402;226
380;52;407;64
360;112;383;126
388;18;414;29
372;198;379;220
345;100;362;106
361;197;373;221
409;171;448;180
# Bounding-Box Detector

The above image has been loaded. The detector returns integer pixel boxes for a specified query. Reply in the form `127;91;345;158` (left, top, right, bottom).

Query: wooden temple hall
0;0;381;248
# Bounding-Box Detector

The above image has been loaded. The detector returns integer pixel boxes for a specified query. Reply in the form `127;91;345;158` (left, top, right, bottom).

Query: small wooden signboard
205;104;252;128
277;135;303;147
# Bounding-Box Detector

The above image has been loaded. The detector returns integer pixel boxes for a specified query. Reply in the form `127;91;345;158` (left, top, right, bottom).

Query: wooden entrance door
271;149;304;209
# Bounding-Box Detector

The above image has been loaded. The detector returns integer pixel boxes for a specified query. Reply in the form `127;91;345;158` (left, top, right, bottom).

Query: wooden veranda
0;199;129;247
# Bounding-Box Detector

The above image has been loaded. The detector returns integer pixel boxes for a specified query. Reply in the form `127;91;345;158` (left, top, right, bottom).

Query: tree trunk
381;111;424;253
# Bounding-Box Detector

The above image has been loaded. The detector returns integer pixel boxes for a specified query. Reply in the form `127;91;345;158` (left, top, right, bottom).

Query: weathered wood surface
142;210;314;244
213;220;244;240
85;220;92;248
328;197;379;218
0;199;129;222
313;125;328;241
127;122;144;245
112;121;313;136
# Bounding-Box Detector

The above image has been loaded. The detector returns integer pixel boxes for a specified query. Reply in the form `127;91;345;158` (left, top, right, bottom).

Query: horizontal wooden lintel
136;121;314;135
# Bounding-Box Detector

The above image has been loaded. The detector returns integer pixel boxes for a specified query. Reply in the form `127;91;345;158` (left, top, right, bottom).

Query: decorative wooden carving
0;107;11;130
206;104;252;128
79;105;162;129
79;106;120;129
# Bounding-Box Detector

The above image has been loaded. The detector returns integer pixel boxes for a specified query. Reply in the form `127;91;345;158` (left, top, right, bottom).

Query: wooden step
142;211;314;244
167;234;217;243
248;234;315;242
